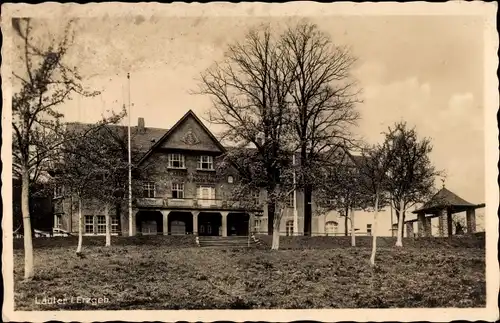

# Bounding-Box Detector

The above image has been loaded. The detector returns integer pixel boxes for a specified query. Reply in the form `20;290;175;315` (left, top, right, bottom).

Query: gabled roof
412;187;478;214
137;110;226;165
66;122;167;154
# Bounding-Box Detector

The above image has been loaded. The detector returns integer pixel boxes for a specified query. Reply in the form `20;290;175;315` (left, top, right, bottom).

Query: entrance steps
197;235;261;248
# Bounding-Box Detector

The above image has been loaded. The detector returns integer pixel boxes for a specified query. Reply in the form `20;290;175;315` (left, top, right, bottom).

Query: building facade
54;110;389;237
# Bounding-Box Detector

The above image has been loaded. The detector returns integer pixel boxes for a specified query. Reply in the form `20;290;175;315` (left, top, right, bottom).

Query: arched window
286;220;294;236
227;175;234;184
325;221;338;236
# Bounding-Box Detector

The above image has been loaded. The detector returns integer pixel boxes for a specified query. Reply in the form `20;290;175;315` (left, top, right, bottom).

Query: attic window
227;175;234;184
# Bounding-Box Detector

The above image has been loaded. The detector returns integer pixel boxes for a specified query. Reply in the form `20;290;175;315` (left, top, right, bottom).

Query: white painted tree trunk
271;222;280;250
271;204;283;250
370;193;380;266
105;204;111;247
21;165;34;280
350;208;356;247
76;197;83;253
395;199;405;247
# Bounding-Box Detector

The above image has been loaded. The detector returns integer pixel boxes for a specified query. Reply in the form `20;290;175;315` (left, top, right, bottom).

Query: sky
11;14;486;205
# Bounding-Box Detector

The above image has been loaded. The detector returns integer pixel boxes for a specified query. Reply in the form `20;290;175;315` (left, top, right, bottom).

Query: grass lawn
13;240;485;310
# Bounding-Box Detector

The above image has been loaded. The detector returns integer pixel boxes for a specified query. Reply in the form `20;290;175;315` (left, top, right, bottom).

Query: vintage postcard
1;2;498;322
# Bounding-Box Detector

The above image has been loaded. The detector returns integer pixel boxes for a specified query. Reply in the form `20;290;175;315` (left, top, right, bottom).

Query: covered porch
133;209;252;236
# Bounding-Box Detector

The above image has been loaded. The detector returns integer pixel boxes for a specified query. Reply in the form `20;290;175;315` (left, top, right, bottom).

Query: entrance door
199;222;216;236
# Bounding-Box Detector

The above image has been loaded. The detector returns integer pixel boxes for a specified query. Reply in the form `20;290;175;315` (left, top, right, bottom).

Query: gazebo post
405;222;414;238
438;210;446;237
417;212;426;237
466;208;476;233
446;207;453;238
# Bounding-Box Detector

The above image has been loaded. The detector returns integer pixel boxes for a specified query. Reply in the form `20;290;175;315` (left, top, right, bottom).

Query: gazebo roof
412;187;484;214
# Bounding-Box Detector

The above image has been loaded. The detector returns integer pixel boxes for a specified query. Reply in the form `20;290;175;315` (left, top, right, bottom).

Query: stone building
53;110;389;237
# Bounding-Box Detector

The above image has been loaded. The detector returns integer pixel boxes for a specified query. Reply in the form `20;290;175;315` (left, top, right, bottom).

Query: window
54;185;64;198
84;215;94;234
197;155;214;170
287;192;294;208
111;217;119;233
252;191;260;205
325;221;338;236
54;215;62;229
253;218;262;233
227;175;234;184
367;224;372;236
172;183;184;199
143;182;156;198
286;220;294;236
97;215;106;234
168;153;185;168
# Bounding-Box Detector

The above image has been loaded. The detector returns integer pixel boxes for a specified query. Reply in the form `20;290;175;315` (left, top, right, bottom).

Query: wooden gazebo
411;187;485;237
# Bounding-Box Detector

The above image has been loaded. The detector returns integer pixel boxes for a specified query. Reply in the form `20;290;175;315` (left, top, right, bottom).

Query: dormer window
227;175;234;184
197;155;214;170
168;153;185;168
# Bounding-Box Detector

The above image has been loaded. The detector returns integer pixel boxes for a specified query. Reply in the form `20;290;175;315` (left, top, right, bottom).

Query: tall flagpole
293;153;298;236
127;72;133;237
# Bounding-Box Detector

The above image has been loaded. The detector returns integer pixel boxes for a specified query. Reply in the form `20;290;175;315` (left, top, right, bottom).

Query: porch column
192;211;199;236
417;213;426;237
405;222;414;238
221;212;228;237
446;208;453;238
161;210;170;235
466;208;476;233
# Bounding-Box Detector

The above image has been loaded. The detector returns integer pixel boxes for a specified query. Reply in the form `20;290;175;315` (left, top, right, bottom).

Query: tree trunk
350;208;356;247
370;193;379;266
395;199;405;247
303;185;312;236
21;165;34;280
267;202;274;235
271;203;283;250
76;197;83;254
344;206;349;236
271;221;280;250
105;204;111;247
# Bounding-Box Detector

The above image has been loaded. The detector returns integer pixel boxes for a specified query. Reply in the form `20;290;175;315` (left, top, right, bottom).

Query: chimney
138;117;145;132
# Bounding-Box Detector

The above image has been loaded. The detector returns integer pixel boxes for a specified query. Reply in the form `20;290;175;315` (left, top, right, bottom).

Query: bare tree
314;150;371;246
218;146;297;250
281;22;361;236
53;123;148;250
357;145;390;266
196;25;296;248
11;18;107;280
383;122;439;247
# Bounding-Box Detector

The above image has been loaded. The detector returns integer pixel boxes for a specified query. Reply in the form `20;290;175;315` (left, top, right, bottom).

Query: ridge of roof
65;122;168;153
412;187;476;213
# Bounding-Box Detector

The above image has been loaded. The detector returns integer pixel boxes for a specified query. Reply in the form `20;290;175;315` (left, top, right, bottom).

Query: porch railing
135;197;259;210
